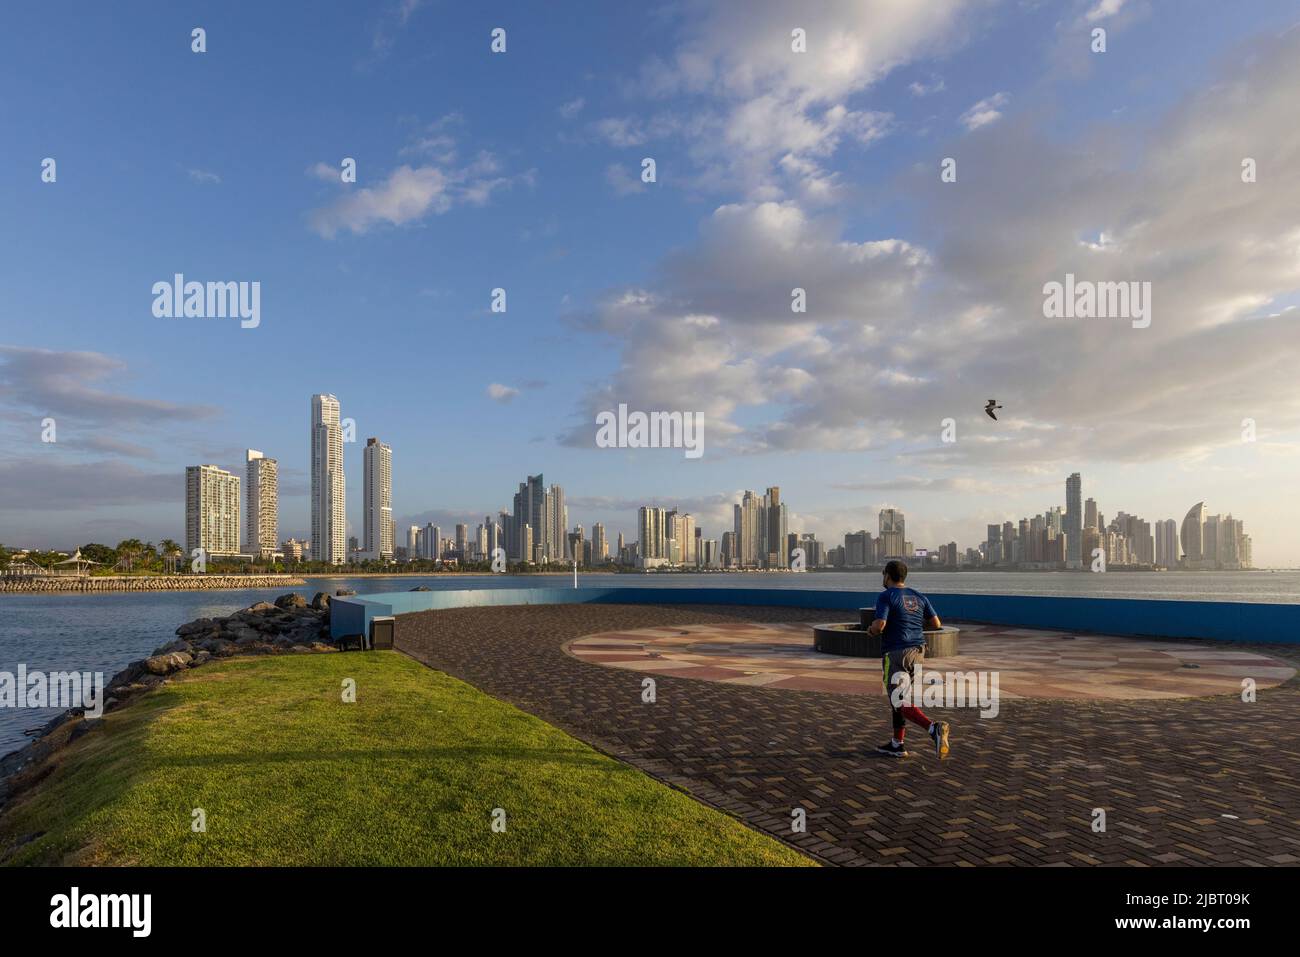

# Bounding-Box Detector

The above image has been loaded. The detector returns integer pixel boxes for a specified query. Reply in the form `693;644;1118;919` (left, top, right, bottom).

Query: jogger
868;560;951;759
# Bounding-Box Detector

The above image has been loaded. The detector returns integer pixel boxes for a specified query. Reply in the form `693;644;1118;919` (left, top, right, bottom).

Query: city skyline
162;423;1256;572
3;3;1300;564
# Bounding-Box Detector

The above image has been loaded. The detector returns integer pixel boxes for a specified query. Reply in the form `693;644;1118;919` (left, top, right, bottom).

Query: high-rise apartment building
362;438;393;560
591;523;608;564
186;464;240;558
879;508;905;558
765;487;785;568
310;394;346;564
1065;473;1082;569
244;450;278;558
638;506;666;560
1155;518;1178;568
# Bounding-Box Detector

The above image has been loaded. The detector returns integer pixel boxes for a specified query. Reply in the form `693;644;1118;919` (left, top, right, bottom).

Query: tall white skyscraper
310;394;346;565
244;450;278;558
1066;472;1083;569
362;437;393;560
638;506;666;559
186;464;240;558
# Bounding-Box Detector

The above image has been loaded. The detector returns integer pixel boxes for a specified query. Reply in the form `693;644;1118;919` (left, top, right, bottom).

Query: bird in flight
985;400;1003;420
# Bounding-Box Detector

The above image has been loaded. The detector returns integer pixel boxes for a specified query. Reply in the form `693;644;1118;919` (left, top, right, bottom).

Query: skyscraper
511;474;565;561
1065;473;1082;569
186;464;240;558
1155;518;1178;568
591;523;608;564
310;394;345;565
766;487;785;568
362;438;393;560
638;505;666;560
244;450;278;559
734;492;763;567
1181;502;1206;568
879;508;905;558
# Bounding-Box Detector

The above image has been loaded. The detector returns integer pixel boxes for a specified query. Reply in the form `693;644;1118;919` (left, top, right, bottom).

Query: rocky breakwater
0;592;339;811
0;574;306;593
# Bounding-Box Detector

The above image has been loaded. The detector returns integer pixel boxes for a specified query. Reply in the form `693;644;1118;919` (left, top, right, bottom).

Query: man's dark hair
883;559;908;583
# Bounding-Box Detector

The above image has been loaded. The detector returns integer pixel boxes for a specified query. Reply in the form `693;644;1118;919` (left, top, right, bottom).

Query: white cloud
602;0;980;201
909;75;946;97
959;92;1009;130
564;27;1300;478
1085;0;1128;22
487;383;519;402
559;97;586;119
187;168;221;185
605;162;646;196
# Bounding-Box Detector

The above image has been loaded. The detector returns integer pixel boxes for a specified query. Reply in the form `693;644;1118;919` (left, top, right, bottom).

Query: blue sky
2;1;1299;564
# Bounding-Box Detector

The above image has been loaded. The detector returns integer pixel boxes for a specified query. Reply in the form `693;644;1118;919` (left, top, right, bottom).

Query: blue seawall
330;587;1300;646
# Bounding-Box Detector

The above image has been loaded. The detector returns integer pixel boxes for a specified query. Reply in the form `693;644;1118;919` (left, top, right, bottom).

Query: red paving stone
395;603;1300;867
568;621;1295;700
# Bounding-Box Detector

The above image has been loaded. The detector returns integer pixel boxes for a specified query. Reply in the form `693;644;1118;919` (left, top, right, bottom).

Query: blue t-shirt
873;587;937;652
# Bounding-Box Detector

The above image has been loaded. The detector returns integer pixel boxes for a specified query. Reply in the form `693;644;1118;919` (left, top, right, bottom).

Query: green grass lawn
0;652;812;866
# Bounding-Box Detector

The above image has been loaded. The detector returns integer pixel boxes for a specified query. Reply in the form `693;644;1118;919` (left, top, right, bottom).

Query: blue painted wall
330;586;1300;645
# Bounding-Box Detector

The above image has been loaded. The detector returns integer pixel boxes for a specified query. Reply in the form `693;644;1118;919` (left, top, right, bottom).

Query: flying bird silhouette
985;400;1003;420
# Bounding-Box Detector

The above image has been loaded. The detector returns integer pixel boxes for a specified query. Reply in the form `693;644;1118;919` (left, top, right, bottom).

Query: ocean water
2;570;1296;756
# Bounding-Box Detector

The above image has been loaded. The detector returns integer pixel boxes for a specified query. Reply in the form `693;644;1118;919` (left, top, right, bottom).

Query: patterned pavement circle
567;621;1298;700
395;603;1300;866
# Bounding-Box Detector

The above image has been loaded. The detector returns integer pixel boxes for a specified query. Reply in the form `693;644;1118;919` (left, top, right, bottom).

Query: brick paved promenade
396;603;1300;867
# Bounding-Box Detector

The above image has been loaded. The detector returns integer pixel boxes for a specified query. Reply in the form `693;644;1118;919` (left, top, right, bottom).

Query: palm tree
158;539;182;574
115;538;145;573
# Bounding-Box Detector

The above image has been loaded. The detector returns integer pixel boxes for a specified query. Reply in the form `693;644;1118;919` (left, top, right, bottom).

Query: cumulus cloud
600;0;979;201
564;26;1300;483
487;383;520;402
958;92;1009;130
309;120;532;238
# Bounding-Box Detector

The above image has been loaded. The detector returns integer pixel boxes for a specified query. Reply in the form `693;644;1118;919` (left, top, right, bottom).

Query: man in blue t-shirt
866;560;950;759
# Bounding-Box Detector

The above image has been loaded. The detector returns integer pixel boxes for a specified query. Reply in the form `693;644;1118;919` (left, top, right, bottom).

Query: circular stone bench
812;623;960;659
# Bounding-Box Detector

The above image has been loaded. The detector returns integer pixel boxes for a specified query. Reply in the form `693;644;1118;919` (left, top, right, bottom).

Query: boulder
410;585;432;592
176;617;217;637
246;601;277;613
143;651;192;676
274;593;309;610
335;588;357;597
311;592;331;612
196;637;238;657
223;623;261;643
152;638;193;656
106;661;147;691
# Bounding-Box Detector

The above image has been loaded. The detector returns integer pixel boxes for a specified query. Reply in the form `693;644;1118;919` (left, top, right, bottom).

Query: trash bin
369;616;395;650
